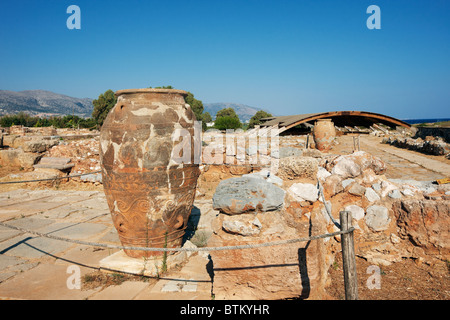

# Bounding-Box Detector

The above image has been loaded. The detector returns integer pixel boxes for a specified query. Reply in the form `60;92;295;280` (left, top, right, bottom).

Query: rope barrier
0;158;352;252
0;220;354;252
317;179;341;229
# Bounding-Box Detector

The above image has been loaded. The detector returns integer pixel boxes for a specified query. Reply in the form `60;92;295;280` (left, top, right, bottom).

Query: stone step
34;157;74;170
133;253;213;300
39;157;72;165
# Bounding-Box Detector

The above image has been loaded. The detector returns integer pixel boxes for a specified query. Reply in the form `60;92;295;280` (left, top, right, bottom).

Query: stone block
278;156;319;180
365;205;391;231
393;199;450;254
0;148;42;168
365;187;380;202
288;183;319;202
212;176;285;215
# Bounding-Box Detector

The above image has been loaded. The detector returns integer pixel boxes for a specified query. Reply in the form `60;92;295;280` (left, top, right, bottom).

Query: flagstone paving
0;189;215;300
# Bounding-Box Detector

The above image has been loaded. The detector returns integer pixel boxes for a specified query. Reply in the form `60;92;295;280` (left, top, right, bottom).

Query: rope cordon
0;220;354;252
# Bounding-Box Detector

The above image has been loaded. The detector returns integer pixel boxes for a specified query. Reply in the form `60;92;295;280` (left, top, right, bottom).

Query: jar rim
115;88;188;97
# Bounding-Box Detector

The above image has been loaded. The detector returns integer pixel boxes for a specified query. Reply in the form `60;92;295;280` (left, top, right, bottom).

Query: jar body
313;119;336;152
100;89;200;258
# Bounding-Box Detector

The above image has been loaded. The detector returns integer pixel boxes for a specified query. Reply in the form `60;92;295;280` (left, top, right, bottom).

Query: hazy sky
0;0;449;119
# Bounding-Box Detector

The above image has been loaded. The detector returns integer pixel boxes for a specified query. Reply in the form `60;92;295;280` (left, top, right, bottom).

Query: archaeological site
0;90;449;301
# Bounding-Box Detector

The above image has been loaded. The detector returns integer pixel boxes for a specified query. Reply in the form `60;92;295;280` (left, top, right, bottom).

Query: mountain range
0;90;271;122
0;90;94;117
203;102;271;123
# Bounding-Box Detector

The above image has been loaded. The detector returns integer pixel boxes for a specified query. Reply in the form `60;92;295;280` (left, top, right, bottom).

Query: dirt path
326;254;450;300
330;135;450;181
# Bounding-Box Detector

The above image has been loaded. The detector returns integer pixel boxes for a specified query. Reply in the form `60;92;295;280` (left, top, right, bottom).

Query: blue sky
0;0;449;119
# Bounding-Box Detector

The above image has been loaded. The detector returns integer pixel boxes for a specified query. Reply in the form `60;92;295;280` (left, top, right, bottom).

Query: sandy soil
326;253;449;300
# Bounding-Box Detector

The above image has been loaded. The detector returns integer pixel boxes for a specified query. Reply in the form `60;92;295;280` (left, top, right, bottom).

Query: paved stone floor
0;190;215;300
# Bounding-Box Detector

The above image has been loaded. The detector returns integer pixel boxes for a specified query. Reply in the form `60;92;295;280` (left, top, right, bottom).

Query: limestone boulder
364;187;381;203
228;164;252;175
342;178;355;189
80;173;103;183
302;148;323;158
222;214;262;236
209;207;330;300
277;156;319;180
212;175;285;215
288;183;319;202
317;167;331;181
0;148;42;168
278;147;304;158
22;138;59;153
322;174;343;197
358;242;407;266
1;134;17;147
388;189;402;199
343;204;365;221
356;168;381;186
365;205;391;231
243;169;283;187
8;136;57;151
393;199;450;255
379;180;399;198
346;181;366;196
325;151;386;179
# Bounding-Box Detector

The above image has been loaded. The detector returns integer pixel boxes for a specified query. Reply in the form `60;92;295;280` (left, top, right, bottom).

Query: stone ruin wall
201;133;450;300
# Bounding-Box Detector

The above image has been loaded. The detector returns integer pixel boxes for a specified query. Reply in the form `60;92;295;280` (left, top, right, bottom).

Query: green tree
92;89;117;127
0;115;13;127
214;116;242;130
184;91;209;131
214;107;241;130
79;117;97;129
184;91;203;120
0;112;38;127
248;110;272;129
215;107;239;121
202;111;212;123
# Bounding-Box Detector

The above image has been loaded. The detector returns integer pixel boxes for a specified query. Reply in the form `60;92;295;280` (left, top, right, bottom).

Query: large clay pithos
100;89;200;258
313;119;336;152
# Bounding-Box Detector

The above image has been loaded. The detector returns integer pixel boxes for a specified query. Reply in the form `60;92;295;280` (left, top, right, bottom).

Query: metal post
340;211;358;300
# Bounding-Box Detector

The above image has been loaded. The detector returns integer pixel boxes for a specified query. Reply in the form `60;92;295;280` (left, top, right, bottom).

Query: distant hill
0;90;94;117
0;90;274;123
203;102;272;123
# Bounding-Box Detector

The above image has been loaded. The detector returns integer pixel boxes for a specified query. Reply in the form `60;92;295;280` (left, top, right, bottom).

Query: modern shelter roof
259;111;411;133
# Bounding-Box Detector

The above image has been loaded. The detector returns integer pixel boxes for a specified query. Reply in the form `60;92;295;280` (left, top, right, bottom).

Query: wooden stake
340;211;358;300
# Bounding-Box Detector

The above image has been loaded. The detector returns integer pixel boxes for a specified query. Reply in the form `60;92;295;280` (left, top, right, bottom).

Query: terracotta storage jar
100;88;200;258
313;119;336;152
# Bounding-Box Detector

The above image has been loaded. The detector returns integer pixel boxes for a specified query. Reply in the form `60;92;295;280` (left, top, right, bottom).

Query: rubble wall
415;127;450;143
